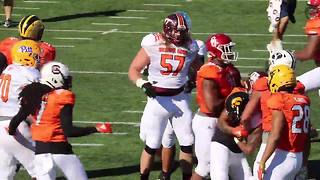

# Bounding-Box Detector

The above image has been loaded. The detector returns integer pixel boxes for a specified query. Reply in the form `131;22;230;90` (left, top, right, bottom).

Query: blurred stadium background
0;0;319;179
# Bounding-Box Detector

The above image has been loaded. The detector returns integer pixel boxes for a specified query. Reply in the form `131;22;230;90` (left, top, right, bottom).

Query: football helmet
205;33;238;63
306;0;320;19
40;61;72;89
163;13;190;46
225;91;249;125
268;49;296;71
18;15;44;41
175;11;192;30
268;64;296;93
11;40;40;67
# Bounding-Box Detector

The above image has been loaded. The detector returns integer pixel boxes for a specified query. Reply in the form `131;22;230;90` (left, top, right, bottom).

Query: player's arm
218;109;248;138
235;126;262;155
8;106;31;135
241;90;261;127
294;35;320;61
259;109;284;165
203;78;224;116
128;48;150;84
60;105;98;137
185;54;204;93
0;52;7;73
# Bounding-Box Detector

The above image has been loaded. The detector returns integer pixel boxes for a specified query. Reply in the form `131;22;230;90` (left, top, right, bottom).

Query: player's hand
258;162;265;180
96;122;112;133
141;82;156;98
232;125;249;138
184;80;196;94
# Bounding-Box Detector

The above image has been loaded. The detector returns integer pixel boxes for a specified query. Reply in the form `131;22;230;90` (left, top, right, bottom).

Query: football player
128;12;203;180
0;40;40;179
8;61;110;179
210;88;252;180
190;33;240;180
258;65;309;179
0;15;55;72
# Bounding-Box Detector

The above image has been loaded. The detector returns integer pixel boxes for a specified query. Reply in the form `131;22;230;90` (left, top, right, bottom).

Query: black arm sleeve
0;52;8;74
8;107;30;135
60;105;97;137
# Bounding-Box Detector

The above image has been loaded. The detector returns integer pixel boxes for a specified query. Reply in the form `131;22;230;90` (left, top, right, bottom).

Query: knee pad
180;145;193;154
144;145;157;155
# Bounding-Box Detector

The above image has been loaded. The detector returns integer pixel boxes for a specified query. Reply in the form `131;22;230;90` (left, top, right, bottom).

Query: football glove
96;122;112;133
183;80;196;94
136;78;156;98
231;125;249;138
258;162;265;180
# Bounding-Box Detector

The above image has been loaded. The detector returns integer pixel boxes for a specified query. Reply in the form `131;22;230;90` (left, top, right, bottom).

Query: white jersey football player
128;12;202;180
0;40;40;179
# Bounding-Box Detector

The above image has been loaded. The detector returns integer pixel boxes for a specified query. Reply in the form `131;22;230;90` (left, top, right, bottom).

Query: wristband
135;78;148;88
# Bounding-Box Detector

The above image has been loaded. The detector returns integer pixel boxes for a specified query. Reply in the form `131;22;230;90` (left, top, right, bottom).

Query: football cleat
96;122;112;133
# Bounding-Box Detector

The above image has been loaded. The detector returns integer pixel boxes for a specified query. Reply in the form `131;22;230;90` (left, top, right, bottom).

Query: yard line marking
72;143;104;147
252;49;268;52
283;42;306;45
127;9;165;13
0;28;309;37
102;28;118;35
96;132;128;135
24;1;59;3
109;16;147;19
73;121;140;126
15;7;40;10
241;73;250;77
236;65;264;68
53;37;92;40
239;57;267;60
0;14;21;17
54;45;75;48
92;23;130;26
123;110;143;113
70;70;127;75
144;3;181;7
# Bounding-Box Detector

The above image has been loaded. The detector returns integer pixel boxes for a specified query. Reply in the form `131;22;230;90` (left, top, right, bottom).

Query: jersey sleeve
197;64;221;80
39;41;56;66
196;40;206;56
57;90;75;106
252;77;268;91
267;93;284;111
304;18;320;36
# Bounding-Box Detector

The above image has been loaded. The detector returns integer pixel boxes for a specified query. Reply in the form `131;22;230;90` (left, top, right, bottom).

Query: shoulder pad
141;33;164;47
198;63;222;79
252;77;268;91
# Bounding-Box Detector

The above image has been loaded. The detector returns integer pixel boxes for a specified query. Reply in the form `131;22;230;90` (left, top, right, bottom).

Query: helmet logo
231;97;242;108
19;46;33;53
51;65;61;74
210;36;218;48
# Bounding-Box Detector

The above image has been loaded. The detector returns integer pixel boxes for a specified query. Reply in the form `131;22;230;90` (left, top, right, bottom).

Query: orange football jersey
31;89;75;142
252;77;272;131
0;37;55;65
304;18;320;35
196;62;233;114
267;92;310;152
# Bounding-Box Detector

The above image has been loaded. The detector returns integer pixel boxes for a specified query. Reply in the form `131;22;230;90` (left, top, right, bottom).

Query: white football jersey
196;39;207;56
0;64;40;117
141;33;199;89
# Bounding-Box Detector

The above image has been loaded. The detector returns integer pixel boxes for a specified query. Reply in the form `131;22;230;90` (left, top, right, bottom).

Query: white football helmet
268;50;296;71
40;61;72;89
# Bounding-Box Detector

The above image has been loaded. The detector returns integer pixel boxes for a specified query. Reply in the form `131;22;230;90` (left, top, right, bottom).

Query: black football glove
142;82;156;98
184;80;196;94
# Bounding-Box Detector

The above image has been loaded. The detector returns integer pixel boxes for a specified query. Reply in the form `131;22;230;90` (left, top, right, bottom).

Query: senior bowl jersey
0;64;40;116
141;32;199;89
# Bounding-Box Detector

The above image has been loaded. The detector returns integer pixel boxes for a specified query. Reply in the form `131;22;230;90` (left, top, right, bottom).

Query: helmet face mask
206;33;238;63
11;40;40;67
19;15;44;41
268;65;297;93
40;62;72;90
163;13;190;46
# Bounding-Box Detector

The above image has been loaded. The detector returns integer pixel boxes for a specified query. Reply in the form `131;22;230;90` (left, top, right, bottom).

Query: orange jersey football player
0;15;55;72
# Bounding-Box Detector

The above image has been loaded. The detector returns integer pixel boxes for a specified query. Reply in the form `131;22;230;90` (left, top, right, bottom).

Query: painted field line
24;1;59;3
109;16;147;19
54;45;75;48
283;42;306;45
0;28;308;37
236;65;264;68
239;57;267;61
144;3;181;7
123;110;143;113
72;143;104;147
252;49;268;52
73;121;140;126
15;7;40;10
53;37;92;40
127;9;165;13
92;23;130;26
0;14;21;17
96;132;128;135
102;28;118;35
70;70;127;75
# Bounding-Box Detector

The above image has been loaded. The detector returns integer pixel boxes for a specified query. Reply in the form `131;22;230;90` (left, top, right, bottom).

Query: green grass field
1;0;320;179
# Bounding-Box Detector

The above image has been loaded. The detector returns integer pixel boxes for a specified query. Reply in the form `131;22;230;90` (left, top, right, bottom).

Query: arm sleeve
8;107;31;135
60;105;97;137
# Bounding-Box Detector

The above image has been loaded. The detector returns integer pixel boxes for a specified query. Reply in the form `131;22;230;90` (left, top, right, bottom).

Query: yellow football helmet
268;64;296;93
11;40;40;67
18;15;44;41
